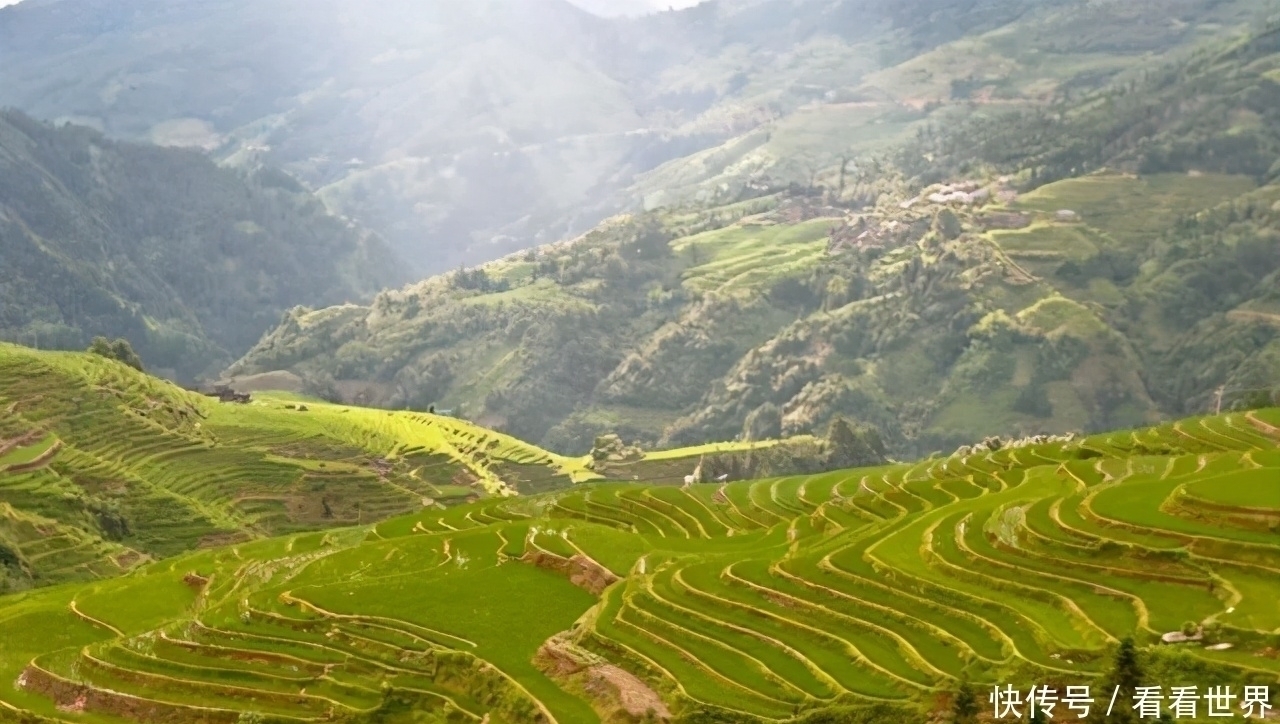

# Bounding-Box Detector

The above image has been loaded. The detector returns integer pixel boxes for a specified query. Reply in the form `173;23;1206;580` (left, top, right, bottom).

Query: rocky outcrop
589;434;644;465
536;636;671;722
522;550;619;595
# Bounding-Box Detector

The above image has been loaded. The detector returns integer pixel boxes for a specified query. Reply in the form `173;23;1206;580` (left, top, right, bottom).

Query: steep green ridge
0;343;594;593
0;110;402;380
0;409;1276;723
229;23;1280;458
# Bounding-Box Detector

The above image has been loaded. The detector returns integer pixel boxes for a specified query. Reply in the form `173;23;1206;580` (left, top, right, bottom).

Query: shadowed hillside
0;110;403;380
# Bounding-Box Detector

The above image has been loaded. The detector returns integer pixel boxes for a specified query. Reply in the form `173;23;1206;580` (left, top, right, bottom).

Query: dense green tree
1232;388;1279;411
1099;638;1144;723
825;417;886;470
1014;383;1053;418
933;208;963;240
742;403;783;442
88;337;144;372
952;678;979;724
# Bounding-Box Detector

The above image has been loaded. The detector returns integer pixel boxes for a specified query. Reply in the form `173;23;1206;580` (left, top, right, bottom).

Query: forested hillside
0;111;401;380
230;22;1280;458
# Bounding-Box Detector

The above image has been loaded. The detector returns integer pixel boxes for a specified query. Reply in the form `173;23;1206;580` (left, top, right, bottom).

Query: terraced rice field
1;408;1276;723
671;218;835;295
0;344;591;588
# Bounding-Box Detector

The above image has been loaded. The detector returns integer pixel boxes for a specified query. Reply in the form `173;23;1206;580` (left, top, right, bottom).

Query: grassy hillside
0;409;1276;722
0;344;594;593
0;110;402;381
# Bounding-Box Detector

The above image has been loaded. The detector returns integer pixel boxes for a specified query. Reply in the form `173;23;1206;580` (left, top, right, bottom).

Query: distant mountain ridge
0;0;687;272
5;0;1261;274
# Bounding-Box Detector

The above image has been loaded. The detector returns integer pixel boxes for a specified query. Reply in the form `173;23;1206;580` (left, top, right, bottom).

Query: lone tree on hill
88;337;144;372
933;208;963;240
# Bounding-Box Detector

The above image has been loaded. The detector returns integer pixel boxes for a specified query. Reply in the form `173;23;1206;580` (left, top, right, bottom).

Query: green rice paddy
0;400;1277;722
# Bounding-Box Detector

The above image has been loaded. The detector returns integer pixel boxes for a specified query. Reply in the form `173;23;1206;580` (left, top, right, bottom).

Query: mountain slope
620;0;1271;209
228;24;1280;457
1;407;1276;722
895;18;1280;414
0;343;596;592
0;110;402;380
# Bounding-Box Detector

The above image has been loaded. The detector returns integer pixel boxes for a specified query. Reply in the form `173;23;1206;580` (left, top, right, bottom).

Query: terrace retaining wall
19;664;240;724
522;551;619;595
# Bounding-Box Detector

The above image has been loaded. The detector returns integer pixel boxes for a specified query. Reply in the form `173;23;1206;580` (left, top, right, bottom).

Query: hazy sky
567;0;704;14
0;0;704;9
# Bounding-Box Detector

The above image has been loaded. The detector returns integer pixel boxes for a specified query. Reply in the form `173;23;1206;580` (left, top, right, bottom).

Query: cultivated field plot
1;409;1277;723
